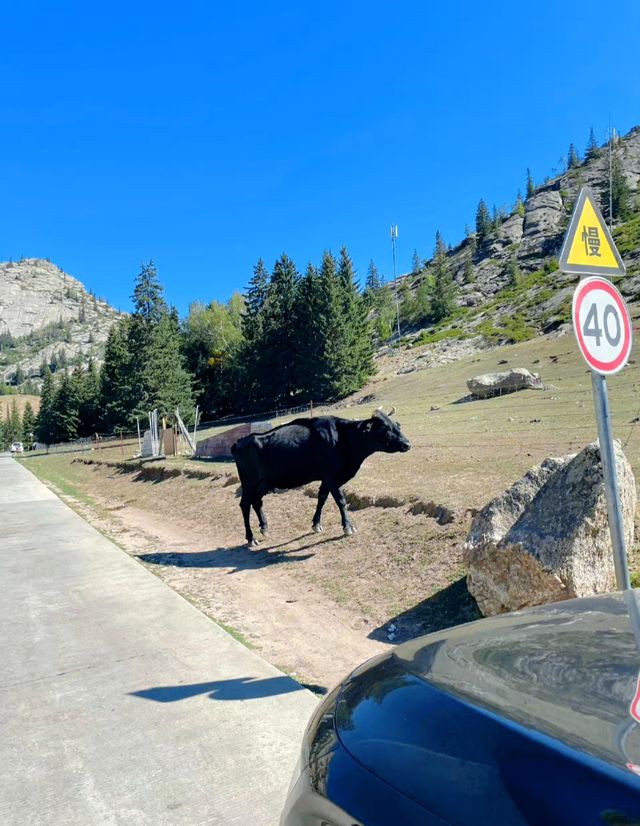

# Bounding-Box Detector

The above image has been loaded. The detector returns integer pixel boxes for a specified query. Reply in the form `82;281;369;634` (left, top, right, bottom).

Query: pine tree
100;318;135;431
586;127;599;160
49;372;80;442
514;190;526;217
22;401;37;448
606;151;631;221
36;368;56;444
411;249;421;274
434;230;447;258
475;199;491;243
293;263;323;400
337;246;373;392
242;258;269;342
81;358;101;435
131;260;167;323
430;242;455;323
260;254;300;406
398;279;414;325
141;310;195;422
526;168;535;199
463;255;475;284
365;259;382;292
4;400;22;446
567;143;579;169
412;277;431;323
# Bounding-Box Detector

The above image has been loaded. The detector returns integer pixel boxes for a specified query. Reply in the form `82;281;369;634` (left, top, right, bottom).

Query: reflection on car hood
396;591;640;770
335;592;640;824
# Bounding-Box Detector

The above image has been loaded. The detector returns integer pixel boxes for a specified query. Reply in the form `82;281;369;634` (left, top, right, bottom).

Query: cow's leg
312;482;330;533
240;494;259;548
253;497;268;537
329;484;356;536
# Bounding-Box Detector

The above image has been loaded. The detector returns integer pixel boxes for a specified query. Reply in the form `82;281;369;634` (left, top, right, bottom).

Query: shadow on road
130;675;307;702
368;577;481;644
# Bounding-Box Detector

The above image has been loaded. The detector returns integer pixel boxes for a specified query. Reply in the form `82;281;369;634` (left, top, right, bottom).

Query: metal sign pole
591;370;630;590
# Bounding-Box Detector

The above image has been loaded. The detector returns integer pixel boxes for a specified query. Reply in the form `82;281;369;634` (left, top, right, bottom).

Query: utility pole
608;122;614;231
390;224;400;339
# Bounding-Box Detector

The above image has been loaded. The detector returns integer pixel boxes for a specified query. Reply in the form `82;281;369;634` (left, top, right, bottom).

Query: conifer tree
411;249;421;274
22;401;37;449
141;310;195;422
429;238;455;323
260;254;300;406
514;190;526;217
49;372;80;443
463;255;475;284
434;230;447;258
606;151;631;221
475;199;491;243
412;277;431;323
36;367;56;444
242;258;269;342
4;400;22;446
586;127;599;160
100;318;135;431
79;358;101;436
365;259;382;292
567;143;579;169
526;168;535;199
337;246;373;391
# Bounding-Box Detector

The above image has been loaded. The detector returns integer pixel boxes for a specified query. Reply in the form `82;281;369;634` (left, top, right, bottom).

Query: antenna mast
390;224;400;339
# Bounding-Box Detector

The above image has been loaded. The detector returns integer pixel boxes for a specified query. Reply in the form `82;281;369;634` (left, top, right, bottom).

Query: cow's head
369;408;411;453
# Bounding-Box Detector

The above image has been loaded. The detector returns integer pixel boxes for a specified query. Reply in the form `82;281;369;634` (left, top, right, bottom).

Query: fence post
310;400;314;417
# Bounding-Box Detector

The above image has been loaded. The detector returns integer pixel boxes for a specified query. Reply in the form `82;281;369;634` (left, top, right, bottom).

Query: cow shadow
137;544;312;573
368;577;481;644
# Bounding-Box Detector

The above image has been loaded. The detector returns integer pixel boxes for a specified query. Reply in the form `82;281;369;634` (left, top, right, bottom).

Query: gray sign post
561;187;631;591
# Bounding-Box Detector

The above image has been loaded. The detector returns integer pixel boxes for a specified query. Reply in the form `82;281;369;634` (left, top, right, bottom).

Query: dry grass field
0;394;40;418
20;318;640;689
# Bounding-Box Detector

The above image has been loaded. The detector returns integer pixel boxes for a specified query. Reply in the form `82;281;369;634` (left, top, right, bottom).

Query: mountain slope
394;126;640;360
0;258;124;387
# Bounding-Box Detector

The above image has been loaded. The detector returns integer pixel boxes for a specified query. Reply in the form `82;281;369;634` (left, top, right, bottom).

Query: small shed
195;421;273;460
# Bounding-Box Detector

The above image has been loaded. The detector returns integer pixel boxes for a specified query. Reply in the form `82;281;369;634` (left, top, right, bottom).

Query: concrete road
0;457;319;825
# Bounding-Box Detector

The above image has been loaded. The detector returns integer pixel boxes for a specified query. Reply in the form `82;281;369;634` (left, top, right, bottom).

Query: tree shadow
129;675;307;702
368;577;481;644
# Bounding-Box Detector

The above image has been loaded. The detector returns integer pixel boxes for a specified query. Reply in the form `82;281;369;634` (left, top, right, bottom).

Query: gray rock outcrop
0;258;124;386
467;368;543;398
465;441;637;616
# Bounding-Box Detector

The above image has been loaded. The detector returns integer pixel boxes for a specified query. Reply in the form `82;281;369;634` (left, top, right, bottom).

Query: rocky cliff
0;258;124;386
397;125;640;356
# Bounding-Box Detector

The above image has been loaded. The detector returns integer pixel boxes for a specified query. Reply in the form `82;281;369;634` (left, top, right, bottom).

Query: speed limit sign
572;276;632;375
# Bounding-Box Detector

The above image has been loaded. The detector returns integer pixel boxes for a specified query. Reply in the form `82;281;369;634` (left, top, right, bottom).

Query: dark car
281;591;640;826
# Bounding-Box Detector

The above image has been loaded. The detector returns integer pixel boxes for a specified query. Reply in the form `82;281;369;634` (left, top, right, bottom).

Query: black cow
231;409;411;547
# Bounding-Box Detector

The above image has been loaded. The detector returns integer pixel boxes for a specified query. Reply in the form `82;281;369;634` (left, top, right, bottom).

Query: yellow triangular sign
559;186;625;276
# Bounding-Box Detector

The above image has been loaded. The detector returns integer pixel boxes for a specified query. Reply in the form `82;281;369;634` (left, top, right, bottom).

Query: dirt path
30;454;480;692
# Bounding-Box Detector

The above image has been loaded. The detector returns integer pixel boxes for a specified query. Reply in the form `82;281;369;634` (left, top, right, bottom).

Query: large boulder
464;441;636;616
467;368;543;398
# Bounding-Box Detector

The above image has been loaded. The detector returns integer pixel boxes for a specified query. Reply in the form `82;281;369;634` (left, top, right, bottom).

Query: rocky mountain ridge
393;125;640;367
0;258;124;386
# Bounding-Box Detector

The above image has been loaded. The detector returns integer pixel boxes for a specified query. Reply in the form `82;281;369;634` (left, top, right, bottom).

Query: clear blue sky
2;1;639;315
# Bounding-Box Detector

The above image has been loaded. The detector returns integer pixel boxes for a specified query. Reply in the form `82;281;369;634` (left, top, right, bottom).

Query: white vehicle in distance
10;441;24;454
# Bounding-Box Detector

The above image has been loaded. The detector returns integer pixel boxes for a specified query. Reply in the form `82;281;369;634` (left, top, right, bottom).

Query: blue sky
2;1;639;315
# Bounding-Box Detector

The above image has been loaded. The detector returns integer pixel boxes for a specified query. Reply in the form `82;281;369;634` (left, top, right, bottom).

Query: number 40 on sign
572;276;632;375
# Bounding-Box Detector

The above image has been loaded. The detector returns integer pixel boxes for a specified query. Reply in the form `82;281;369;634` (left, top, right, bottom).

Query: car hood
335;592;640;824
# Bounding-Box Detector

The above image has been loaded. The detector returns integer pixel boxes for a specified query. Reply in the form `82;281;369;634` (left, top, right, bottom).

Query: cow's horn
388;406;396;416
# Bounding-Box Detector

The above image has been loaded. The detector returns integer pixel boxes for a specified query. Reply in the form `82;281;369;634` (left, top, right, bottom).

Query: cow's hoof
312;523;323;534
248;538;261;549
260;527;269;537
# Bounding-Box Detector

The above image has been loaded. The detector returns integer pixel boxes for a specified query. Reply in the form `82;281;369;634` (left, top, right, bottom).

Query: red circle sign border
572;276;632;374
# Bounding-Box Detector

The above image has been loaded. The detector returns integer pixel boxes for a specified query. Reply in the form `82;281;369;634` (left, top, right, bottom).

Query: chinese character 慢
582;225;601;257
